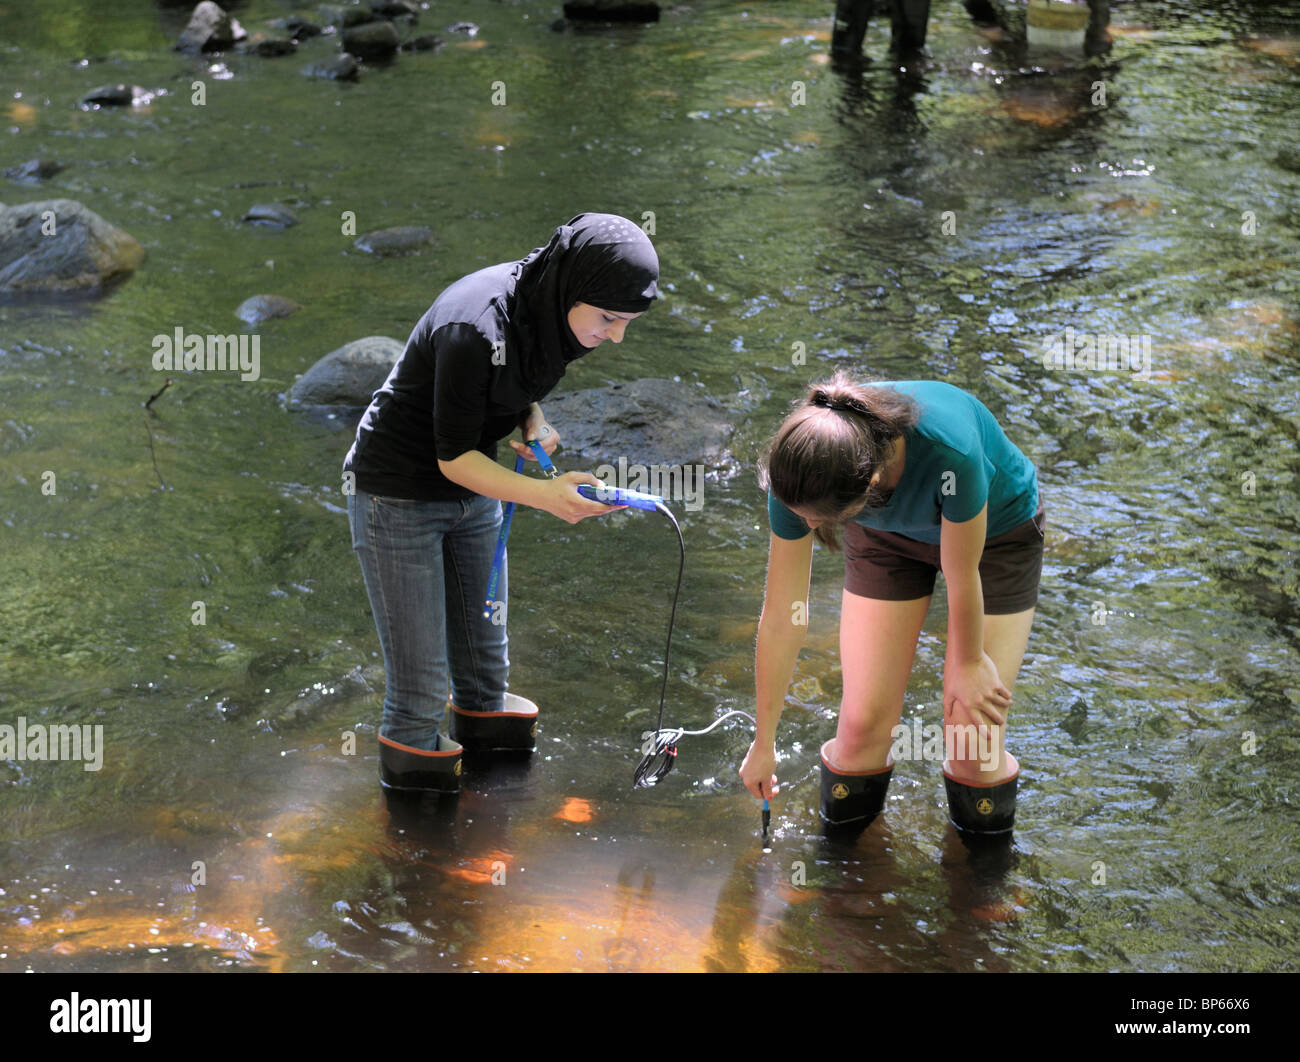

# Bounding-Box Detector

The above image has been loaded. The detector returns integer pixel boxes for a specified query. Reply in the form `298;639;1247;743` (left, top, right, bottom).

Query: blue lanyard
482;441;554;620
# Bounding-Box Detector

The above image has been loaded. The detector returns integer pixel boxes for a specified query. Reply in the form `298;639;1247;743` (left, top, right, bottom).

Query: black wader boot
820;740;893;832
943;761;1018;839
379;733;463;793
450;692;539;753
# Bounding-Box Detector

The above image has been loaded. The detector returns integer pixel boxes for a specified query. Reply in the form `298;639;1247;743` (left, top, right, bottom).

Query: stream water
1;0;1297;971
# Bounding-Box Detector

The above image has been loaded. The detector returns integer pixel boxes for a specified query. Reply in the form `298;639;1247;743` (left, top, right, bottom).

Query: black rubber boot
378;733;462;793
450;692;538;753
819;740;893;830
943;764;1018;837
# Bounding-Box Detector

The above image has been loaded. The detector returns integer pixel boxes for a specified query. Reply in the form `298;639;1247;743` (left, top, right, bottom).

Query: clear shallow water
0;0;1297;971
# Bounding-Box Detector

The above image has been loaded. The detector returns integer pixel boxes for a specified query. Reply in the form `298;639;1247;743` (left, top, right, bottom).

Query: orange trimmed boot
449;692;539;753
378;733;462;793
943;758;1018;837
820;740;893;829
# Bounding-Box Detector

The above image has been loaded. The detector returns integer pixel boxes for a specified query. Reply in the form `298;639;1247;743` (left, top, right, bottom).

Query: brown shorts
843;497;1045;615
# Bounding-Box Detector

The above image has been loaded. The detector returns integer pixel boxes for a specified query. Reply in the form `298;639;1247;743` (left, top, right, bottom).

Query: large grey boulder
176;2;246;54
0;199;145;294
287;335;402;408
542;378;736;470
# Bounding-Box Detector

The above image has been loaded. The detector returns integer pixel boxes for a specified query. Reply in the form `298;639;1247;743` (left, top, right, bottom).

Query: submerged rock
241;34;298;57
271;15;323;39
337;7;381;29
401;33;444;52
562;1;661;22
176;1;246;54
446;21;479;36
342;20;400;59
287;335;403;408
268;666;373;727
0;198;145;295
242;202;299;228
1276;148;1300;174
304;55;360;80
541;378;736;469
237;294;302;324
79;84;143;108
371;0;420;15
4;159;64;183
353;225;436;256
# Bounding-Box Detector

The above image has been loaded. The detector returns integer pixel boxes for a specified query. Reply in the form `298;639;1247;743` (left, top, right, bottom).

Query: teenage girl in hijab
344;213;659;793
739;373;1044;842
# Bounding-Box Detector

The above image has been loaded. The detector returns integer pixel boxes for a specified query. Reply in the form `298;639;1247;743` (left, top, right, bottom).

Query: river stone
338;7;380;28
342;20;400;58
371;0;419;15
4;159;64;183
176;1;246;54
1276;148;1300;175
0;199;145;295
446;21;479;36
272;15;323;39
401;33;443;51
79;84;142;107
353;226;435;256
242;202;299;227
241;35;297;57
542;378;736;469
237;294;302;324
562;1;662;22
304;55;360;80
269;665;372;727
288;335;403;407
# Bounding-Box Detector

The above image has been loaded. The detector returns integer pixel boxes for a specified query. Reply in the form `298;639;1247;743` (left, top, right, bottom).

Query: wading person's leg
822;591;931;826
443;494;536;750
942;502;1044;834
443;494;508;713
832;591;932;771
349;490;463;790
943;606;1035;785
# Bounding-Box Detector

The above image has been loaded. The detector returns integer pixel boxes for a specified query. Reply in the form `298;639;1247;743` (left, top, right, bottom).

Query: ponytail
758;371;919;550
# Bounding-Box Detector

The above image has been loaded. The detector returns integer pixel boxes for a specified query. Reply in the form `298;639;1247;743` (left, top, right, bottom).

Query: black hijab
509;213;659;397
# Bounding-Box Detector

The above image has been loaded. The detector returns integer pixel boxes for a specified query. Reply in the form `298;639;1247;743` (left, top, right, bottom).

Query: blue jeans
348;488;509;750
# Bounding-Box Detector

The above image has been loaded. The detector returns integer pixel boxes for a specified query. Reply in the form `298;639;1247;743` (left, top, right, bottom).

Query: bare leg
830;590;932;772
945;606;1036;784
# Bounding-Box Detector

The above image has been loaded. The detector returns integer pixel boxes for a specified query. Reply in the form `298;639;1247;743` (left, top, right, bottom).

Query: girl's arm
940;505;1011;727
740;531;814;799
438;450;610;524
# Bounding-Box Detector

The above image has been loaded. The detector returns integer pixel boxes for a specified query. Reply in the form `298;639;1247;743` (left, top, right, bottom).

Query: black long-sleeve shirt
344;263;569;500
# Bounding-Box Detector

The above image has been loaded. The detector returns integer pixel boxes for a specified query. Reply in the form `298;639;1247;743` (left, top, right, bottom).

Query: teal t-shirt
768;381;1038;546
